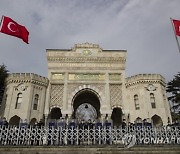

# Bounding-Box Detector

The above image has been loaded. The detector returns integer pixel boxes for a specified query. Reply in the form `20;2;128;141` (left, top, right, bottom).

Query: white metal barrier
0;125;179;146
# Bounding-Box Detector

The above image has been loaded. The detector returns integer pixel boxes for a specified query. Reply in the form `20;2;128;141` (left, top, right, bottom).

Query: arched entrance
151;115;163;127
72;89;100;122
29;118;37;126
9;115;21;126
111;108;123;126
49;107;62;119
135;117;143;124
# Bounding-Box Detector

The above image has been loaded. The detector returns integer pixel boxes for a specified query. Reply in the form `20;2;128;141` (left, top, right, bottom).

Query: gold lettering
109;73;121;80
68;73;105;81
51;73;64;80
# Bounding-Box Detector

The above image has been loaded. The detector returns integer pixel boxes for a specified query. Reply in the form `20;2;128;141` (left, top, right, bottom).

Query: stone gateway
0;43;172;127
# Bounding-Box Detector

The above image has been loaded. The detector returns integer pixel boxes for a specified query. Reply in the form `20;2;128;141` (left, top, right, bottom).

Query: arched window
134;95;140;110
15;93;22;109
150;93;156;108
33;94;39;110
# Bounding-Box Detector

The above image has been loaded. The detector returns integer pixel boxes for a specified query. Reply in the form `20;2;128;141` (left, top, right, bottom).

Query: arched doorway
72;89;100;122
29;118;37;126
135;117;143;124
9;115;21;126
151;115;163;127
135;117;143;126
49;107;62;119
111;108;123;126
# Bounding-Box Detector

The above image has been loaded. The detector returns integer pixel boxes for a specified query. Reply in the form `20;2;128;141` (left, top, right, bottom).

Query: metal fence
0;125;180;146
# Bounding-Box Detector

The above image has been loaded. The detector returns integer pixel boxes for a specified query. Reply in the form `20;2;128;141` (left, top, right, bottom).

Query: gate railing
0;125;179;146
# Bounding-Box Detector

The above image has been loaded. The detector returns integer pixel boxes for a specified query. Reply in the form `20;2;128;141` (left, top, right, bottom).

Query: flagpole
0;16;4;31
170;17;180;53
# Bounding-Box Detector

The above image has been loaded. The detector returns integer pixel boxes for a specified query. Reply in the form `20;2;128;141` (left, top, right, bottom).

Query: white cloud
0;0;180;81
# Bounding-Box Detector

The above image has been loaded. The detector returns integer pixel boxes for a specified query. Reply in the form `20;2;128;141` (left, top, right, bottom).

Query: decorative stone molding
15;84;28;92
49;105;62;112
68;73;105;81
109;73;121;81
50;84;64;108
49;65;125;71
125;74;166;88
47;56;126;64
34;85;43;90
51;73;64;80
68;84;104;109
111;105;123;110
6;73;49;87
146;84;157;91
73;42;100;49
109;84;122;107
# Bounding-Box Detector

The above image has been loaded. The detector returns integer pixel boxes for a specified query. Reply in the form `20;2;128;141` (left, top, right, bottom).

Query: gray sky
0;0;180;82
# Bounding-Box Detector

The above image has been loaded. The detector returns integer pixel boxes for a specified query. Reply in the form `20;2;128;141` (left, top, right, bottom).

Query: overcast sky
0;0;180;82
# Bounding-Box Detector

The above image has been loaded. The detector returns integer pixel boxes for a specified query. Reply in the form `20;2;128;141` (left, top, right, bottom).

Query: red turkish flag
0;16;29;44
172;19;180;36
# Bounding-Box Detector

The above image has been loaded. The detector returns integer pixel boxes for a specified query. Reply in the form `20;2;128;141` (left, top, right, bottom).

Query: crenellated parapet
6;73;49;87
125;74;166;88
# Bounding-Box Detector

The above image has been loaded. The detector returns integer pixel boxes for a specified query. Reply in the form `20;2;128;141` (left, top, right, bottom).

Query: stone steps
0;145;180;154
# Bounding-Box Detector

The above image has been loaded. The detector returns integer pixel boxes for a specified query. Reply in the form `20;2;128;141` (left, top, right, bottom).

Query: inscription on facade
109;73;121;81
68;73;105;81
51;73;64;80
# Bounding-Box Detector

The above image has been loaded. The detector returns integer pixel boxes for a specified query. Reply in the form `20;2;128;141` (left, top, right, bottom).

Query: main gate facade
1;43;172;128
46;43;126;126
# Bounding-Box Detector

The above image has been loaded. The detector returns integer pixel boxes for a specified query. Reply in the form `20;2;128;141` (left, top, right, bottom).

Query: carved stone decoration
68;73;105;81
72;42;101;50
51;73;64;80
15;83;28;92
68;84;105;109
50;84;64;108
68;83;105;99
109;84;122;107
109;73;121;81
146;84;156;91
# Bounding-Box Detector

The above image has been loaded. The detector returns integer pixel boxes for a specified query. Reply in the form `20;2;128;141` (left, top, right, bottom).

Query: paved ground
0;145;180;154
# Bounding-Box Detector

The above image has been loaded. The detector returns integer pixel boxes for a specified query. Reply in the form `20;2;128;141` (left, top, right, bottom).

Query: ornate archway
72;89;101;122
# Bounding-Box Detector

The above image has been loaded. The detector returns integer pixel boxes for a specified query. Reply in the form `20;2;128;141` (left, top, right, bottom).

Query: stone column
101;114;106;123
44;114;48;126
44;82;51;118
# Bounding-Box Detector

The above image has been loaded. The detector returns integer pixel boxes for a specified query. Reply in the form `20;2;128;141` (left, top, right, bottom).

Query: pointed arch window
134;95;140;110
33;94;39;110
15;93;22;109
150;93;156;108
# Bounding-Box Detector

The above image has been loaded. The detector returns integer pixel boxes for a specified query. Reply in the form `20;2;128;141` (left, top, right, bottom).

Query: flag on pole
172;19;180;36
171;18;180;53
0;16;29;44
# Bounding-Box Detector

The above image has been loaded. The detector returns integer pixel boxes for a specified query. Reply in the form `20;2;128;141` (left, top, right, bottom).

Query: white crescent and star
7;22;18;33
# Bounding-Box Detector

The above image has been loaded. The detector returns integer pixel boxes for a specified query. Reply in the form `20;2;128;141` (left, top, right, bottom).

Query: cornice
125;74;166;88
125;79;165;88
6;73;49;87
47;56;126;63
